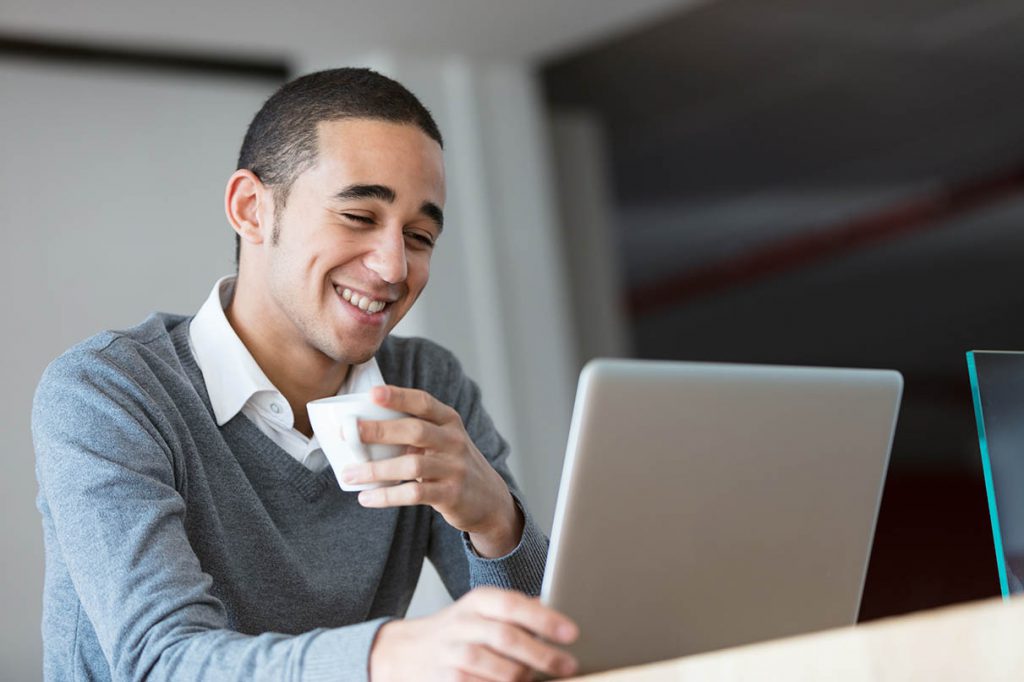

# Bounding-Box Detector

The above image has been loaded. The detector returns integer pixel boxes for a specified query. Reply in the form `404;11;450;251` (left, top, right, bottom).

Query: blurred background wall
2;0;1021;677
542;0;1024;621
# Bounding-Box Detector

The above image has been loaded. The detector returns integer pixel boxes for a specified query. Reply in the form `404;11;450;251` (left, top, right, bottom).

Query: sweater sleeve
425;352;548;598
33;347;387;682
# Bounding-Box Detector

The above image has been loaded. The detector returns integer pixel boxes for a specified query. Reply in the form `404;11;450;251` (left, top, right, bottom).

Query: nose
364;226;408;284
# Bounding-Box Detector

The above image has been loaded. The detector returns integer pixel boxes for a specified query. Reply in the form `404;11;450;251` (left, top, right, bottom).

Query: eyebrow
333;183;444;232
420;202;444;232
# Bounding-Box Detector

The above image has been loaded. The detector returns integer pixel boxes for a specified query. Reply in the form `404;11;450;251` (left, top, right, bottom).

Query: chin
344;347;380;365
318;338;382;366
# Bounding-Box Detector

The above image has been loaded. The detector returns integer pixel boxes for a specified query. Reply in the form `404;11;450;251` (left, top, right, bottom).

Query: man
33;68;578;681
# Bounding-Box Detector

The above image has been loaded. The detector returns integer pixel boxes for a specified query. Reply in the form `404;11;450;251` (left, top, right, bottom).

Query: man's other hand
341;385;523;557
369;587;579;681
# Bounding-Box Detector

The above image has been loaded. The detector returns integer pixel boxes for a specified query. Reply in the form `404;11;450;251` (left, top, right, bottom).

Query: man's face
257;118;445;365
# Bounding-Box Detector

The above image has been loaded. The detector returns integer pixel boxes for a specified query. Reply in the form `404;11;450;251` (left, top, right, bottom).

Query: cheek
310;238;361;276
408;255;430;292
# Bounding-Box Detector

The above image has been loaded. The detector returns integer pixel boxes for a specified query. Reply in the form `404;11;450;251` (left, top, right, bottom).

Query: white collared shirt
188;275;385;472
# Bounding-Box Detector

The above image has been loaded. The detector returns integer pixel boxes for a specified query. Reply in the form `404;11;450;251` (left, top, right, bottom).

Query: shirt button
270;402;282;414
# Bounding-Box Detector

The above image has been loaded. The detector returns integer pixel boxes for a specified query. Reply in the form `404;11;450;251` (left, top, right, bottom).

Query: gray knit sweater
32;313;548;681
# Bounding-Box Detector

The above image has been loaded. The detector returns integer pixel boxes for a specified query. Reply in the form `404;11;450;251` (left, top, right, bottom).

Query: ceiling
0;0;699;64
544;0;1024;205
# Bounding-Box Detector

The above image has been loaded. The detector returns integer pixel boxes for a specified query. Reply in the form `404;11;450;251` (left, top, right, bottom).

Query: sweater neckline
170;316;343;502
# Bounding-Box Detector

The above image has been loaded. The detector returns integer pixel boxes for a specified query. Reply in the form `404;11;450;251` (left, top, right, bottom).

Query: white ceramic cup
307;393;410;492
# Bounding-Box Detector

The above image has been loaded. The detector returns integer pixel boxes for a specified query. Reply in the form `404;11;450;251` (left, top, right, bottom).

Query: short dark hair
234;67;443;264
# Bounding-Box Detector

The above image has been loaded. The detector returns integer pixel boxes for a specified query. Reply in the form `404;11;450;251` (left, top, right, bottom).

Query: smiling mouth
334;285;391;315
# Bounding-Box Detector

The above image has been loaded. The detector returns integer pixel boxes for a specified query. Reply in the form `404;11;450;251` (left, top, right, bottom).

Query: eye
340;212;374;225
404;230;436;249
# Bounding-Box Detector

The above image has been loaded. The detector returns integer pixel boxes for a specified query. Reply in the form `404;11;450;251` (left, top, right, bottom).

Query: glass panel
967;351;1024;597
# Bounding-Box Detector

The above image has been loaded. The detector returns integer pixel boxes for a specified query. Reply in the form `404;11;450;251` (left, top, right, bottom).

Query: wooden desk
575;596;1024;680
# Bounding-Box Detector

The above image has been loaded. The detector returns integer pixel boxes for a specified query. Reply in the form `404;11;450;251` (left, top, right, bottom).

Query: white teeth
337;286;387;314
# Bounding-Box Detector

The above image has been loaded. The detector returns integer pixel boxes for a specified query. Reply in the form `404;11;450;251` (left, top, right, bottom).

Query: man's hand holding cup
331;385;523;559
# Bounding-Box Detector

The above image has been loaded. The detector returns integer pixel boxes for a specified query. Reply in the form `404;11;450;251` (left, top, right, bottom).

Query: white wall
0;60;278;679
549;110;632;365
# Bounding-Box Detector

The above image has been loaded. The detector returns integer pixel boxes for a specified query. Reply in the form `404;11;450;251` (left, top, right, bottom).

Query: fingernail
558;623;578;642
372;386;388;401
358;490;379;505
560;658;578;676
342;466;360;483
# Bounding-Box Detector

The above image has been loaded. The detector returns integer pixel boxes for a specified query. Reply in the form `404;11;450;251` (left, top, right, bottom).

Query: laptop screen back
542;359;903;674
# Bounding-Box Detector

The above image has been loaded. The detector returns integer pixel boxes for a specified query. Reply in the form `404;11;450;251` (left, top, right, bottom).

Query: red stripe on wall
627;164;1024;317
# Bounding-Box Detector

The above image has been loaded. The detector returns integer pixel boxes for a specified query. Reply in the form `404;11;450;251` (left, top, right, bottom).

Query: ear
225;169;272;249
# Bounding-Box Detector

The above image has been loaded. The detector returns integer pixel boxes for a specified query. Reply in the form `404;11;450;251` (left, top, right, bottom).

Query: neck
227;273;350;437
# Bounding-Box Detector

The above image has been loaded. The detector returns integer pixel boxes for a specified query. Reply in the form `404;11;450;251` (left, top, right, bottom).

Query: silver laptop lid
541;359;902;674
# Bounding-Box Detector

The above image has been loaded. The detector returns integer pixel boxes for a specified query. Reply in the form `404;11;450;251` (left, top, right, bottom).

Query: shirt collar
188;275;384;426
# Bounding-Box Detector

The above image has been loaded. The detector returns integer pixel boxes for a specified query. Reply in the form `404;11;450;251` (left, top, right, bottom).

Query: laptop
540;359;903;674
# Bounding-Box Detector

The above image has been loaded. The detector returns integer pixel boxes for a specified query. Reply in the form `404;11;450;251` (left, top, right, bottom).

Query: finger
358;417;445;449
469;620;577;679
372;385;458;425
465;588;579;645
357;480;450;508
446;642;530;682
343;453;446;486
